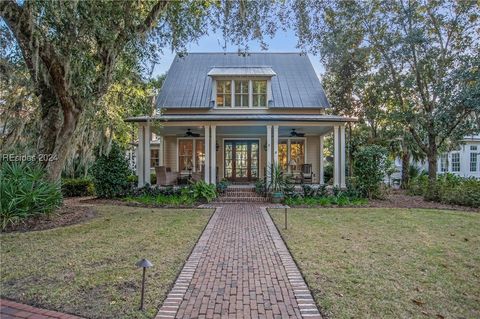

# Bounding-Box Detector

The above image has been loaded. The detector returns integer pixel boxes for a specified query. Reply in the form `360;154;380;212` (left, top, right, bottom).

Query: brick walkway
0;299;83;319
156;204;322;319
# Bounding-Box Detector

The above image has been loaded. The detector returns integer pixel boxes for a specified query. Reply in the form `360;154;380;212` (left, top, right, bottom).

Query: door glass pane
225;142;233;178
250;142;259;178
236;142;248;178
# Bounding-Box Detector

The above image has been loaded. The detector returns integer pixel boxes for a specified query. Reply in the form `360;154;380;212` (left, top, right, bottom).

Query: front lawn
1;205;213;319
270;208;480;318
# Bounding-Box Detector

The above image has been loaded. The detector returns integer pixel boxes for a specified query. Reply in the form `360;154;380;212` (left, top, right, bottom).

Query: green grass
124;194;195;206
1;205;213;319
270;208;480;319
284;196;368;207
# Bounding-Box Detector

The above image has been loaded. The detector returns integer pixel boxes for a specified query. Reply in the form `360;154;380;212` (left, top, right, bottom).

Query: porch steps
214;185;269;203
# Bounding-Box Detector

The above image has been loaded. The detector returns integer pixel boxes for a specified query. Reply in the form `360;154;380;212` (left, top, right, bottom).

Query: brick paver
156;204;322;319
0;299;84;319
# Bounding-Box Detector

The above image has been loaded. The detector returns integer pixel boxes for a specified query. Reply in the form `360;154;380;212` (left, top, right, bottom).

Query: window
440;154;448;172
195;140;205;172
470;152;478;172
278;141;288;171
278;139;305;172
179;139;204;172
451;153;460;172
234;80;249;107
471;145;478;151
178;140;194;171
151;149;160;167
253;80;267;107
215;79;269;108
290;140;305;172
216;80;231;107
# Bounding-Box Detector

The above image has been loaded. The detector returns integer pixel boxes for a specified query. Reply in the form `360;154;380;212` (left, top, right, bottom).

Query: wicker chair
301;164;313;184
155;166;179;186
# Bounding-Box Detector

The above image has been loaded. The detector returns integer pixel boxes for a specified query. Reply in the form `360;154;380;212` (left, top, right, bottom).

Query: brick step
214;196;269;203
225;187;256;192
222;191;263;197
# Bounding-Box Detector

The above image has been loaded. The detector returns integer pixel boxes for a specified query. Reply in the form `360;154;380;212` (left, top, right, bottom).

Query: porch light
136;258;153;311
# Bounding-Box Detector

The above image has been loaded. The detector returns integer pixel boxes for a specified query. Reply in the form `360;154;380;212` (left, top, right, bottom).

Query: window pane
279;141;288;171
470;153;477;172
451;153;460;172
290;140;305;172
253;80;267;93
179;140;193;171
195;140;205;172
216;80;232;107
150;149;159;167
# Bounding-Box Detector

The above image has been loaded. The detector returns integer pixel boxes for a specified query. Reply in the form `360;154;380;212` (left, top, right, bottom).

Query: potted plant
268;165;287;203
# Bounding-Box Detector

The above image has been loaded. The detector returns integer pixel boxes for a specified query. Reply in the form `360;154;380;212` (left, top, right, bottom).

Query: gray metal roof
126;114;356;123
156;53;330;109
207;66;276;77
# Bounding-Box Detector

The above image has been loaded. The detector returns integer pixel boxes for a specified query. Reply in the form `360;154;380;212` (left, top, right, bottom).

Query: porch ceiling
153;125;333;137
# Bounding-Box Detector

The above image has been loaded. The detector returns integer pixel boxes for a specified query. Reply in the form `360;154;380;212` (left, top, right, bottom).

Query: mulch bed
80;197;200;209
2;199;97;233
366;189;479;212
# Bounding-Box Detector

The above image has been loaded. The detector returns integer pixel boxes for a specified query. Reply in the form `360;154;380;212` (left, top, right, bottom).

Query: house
390;135;480;184
127;52;355;187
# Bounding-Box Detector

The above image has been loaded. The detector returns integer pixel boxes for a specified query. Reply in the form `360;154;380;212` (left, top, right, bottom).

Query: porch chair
301;164;313;184
155;166;179;186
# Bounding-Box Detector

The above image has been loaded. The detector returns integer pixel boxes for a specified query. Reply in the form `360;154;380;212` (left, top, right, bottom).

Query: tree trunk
43;107;81;181
400;146;410;189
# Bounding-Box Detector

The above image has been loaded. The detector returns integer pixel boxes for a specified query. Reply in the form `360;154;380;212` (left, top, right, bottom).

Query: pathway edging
261;207;322;318
156;208;222;319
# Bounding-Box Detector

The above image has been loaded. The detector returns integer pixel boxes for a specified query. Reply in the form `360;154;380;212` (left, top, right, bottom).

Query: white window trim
451;152;460;172
176;137;205;173
213;78;271;109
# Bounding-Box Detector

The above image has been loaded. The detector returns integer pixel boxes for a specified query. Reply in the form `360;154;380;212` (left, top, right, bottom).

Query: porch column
159;136;164;166
319;135;324;185
136;122;151;187
144;122;151;185
136;124;144;187
210;125;217;184
204;125;210;183
333;125;340;187
340;125;346;188
273;125;279;167
266;125;272;185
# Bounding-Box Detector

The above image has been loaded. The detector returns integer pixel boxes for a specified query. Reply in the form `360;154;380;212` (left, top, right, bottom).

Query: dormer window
252;80;267;107
216;80;232;107
214;79;269;108
208;67;275;108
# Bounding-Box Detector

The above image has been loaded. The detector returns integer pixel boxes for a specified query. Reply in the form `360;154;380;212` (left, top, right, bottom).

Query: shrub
254;178;266;195
353;145;388;199
91;142;131;198
190;180;217;203
408;173;480;207
216;179;230;194
61;178;94;197
0;162;63;229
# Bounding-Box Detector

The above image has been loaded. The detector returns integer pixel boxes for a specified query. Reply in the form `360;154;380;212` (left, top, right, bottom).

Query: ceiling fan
290;129;305;137
184;129;200;137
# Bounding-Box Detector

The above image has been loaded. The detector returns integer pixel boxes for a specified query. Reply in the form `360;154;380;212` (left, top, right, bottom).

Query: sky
152;28;325;79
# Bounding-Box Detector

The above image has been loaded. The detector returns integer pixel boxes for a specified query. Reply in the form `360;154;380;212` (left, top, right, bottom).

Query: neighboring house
127;52;355;187
390;135;480;183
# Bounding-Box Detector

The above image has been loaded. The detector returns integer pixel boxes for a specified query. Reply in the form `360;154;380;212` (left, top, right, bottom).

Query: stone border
155;207;222;319
0;299;84;319
261;207;323;319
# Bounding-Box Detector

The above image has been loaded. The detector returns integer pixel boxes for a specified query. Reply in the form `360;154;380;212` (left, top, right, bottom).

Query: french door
224;140;259;182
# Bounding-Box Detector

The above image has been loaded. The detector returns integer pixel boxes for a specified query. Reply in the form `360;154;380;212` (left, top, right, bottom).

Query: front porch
131;114;350;189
